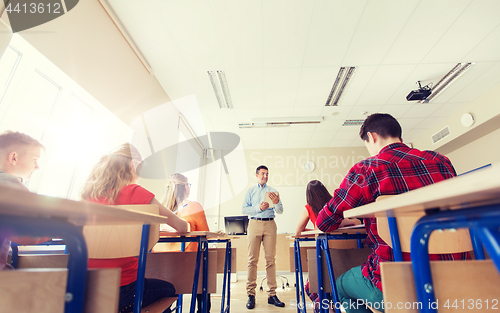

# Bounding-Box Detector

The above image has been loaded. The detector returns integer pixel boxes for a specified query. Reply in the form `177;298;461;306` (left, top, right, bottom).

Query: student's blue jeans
119;278;176;313
336;266;385;313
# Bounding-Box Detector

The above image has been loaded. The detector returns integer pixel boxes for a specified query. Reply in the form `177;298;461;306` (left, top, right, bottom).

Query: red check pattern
316;143;468;291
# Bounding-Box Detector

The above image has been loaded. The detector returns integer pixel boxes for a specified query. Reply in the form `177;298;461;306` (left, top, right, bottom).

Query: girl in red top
81;143;188;313
295;180;357;313
162;173;211;313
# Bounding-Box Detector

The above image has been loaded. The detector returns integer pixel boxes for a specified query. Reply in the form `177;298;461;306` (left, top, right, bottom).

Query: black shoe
246;295;255;309
268;295;285;307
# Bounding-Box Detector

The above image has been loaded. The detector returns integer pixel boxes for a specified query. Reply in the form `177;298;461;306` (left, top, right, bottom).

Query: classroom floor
179;272;314;313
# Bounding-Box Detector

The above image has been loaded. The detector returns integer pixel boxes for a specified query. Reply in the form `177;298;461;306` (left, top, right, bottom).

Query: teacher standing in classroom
242;165;285;310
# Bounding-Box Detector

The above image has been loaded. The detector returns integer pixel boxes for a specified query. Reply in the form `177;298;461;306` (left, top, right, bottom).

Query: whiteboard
273;186;311;234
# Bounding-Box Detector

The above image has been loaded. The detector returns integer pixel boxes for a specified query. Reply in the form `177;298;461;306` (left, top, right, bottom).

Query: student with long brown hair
162;172;211;313
295;180;356;236
81;143;188;313
295;180;357;313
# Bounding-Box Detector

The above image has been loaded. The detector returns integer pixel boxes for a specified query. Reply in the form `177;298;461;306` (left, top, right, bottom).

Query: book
263;191;279;208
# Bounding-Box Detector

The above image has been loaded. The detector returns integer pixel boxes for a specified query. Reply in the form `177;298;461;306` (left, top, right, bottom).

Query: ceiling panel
223;69;265;109
111;0;500;150
380;104;413;118
265;127;291;135
342;0;420;65
382;0;472;65
315;120;343;132
464;24;500;62
209;0;263;69
340;66;378;105
346;105;383;120
386;63;458;105
264;68;302;108
295;67;341;107
356;65;417;106
449;62;500;103
293;106;324;117
333;129;360;141
262;0;315;68
402;104;439;119
154;0;224;70
288;131;314;142
312;131;336;141
289;124;318;132
235;108;262;123
264;107;295;118
302;0;367;67
422;0;500;63
321;106;353;121
398;117;425;131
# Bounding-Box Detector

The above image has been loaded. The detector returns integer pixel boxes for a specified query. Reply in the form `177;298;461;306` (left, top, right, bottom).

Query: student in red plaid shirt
316;113;468;313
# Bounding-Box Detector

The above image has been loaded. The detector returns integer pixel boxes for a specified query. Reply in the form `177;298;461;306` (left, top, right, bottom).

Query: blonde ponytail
162;173;188;212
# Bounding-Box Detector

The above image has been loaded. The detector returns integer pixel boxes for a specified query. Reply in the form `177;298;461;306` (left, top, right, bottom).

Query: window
0;35;130;199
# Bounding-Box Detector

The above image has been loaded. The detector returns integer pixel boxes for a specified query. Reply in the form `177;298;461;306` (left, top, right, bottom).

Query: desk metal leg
190;237;209;313
0;214;88;313
319;236;341;313
316;236;326;313
134;225;150;313
10;242;19;268
202;238;209;313
387;216;403;262
410;204;500;313
178;240;186;313
220;240;231;313
469;228;485;260
476;226;500;271
294;239;306;313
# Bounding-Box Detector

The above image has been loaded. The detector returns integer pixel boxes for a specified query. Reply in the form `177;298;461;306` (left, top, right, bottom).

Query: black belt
250;217;274;221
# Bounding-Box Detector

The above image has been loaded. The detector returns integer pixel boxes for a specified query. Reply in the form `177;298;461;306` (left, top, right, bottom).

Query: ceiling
107;0;500;150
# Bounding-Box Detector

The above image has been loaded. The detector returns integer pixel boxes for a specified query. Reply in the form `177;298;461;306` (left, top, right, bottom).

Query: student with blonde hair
162;172;211;313
0;130;48;271
81;143;188;313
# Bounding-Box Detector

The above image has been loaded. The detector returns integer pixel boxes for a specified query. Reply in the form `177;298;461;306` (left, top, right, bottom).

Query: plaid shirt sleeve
316;161;375;232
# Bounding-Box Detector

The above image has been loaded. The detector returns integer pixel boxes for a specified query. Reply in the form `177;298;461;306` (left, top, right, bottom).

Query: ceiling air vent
342;119;364;126
431;126;451;144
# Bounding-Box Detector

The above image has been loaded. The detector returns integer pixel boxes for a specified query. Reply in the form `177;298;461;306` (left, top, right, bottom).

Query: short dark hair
256;165;268;174
306;180;332;217
359;113;402;141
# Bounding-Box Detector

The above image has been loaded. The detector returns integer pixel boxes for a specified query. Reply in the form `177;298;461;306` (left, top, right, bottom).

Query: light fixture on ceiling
208;70;233;109
325;66;356;106
239;116;323;128
342;119;364;126
417;62;474;104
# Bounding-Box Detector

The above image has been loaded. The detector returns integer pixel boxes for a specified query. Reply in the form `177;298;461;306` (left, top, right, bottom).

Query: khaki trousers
246;219;277;296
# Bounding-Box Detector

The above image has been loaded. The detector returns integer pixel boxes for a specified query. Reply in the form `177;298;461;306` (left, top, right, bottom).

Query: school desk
0;186;169;313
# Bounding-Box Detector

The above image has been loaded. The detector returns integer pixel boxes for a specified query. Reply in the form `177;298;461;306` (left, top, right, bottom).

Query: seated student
0;131;49;271
81;143;188;313
315;113;469;313
162;173;211;313
295;180;357;313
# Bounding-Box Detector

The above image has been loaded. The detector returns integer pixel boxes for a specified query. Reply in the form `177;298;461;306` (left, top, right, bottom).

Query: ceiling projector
406;81;431;101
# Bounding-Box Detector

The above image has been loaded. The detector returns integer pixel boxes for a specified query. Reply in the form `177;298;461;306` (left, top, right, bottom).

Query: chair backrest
375;196;472;253
83;204;160;258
